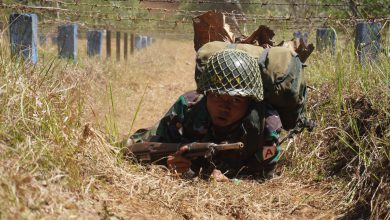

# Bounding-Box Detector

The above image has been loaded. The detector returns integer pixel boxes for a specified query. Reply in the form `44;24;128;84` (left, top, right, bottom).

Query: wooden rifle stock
126;142;244;163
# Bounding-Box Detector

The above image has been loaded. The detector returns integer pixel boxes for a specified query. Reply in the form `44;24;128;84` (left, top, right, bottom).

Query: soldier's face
207;93;250;127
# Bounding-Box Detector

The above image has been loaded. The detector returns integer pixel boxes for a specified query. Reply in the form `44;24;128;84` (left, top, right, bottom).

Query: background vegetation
0;0;389;219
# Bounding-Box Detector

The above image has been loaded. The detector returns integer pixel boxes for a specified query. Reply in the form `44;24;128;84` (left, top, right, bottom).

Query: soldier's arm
242;106;282;178
252;105;283;168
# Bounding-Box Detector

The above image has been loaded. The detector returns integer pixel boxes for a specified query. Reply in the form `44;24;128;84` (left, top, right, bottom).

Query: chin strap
279;117;316;145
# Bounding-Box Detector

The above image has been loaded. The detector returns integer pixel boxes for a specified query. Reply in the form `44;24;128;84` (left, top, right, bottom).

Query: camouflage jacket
130;90;282;177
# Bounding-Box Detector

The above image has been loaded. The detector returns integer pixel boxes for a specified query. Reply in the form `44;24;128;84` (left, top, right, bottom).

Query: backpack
195;41;307;131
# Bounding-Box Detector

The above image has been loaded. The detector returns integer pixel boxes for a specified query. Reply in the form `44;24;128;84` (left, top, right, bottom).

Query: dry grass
84;38;197;137
1;27;389;219
75;125;341;219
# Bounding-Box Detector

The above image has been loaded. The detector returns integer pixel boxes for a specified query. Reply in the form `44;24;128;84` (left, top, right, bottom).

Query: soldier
126;49;282;181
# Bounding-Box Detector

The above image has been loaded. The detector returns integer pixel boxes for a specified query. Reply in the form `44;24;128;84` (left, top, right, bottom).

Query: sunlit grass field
0;26;389;219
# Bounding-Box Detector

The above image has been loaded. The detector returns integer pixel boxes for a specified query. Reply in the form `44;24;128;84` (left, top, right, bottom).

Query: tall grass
281;39;390;218
0;35;87;217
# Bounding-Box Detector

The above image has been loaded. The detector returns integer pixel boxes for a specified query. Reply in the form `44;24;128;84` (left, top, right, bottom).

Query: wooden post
130;33;134;55
124;32;128;60
9;13;38;64
116;31;120;61
106;30;111;58
56;0;60;20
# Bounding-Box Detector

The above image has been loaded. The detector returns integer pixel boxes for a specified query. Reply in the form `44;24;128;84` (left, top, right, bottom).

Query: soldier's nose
219;103;231;112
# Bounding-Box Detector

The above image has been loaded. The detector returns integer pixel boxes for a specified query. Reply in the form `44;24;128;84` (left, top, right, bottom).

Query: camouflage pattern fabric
129;90;282;177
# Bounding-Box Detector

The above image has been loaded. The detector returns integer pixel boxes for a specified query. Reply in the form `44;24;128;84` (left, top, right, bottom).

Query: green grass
281;38;390;218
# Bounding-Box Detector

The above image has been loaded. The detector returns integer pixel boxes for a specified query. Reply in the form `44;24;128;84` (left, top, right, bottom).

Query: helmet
197;49;263;102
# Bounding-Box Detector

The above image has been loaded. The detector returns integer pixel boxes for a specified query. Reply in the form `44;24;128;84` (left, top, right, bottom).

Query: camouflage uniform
130;90;282;178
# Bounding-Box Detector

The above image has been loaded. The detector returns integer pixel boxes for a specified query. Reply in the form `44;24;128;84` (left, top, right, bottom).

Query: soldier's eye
232;97;245;103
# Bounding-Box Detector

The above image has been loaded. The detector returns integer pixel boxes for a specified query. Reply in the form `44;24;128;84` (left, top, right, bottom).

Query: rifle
125;142;244;163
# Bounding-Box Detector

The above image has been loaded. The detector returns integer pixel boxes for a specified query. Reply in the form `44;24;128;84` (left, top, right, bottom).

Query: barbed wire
0;3;67;11
137;0;389;8
37;21;316;36
35;16;384;41
42;0;369;7
39;19;192;34
3;2;388;25
42;11;191;25
16;1;389;21
2;1;389;36
48;9;390;24
38;16;380;36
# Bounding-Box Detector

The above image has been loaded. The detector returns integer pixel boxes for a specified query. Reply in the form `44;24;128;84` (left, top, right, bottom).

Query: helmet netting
198;49;263;102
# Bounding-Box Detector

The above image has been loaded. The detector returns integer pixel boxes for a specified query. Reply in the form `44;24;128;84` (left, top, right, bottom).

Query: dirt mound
331;96;389;219
300;82;390;219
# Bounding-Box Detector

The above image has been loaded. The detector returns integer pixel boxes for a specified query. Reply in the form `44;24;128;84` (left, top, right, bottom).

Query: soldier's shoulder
180;90;205;107
264;104;282;132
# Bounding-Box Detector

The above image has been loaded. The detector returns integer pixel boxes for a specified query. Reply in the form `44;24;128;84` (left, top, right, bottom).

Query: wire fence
2;0;389;64
1;1;389;38
138;0;389;8
2;2;389;31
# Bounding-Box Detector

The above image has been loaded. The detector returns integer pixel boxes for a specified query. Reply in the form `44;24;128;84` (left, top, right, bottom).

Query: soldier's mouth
214;115;231;126
217;116;227;122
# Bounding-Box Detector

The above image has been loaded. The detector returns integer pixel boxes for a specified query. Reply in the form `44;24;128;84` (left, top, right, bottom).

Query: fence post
135;35;142;49
316;27;336;54
124;32;128;60
87;30;103;58
147;36;152;46
141;36;147;48
106;30;111;59
58;23;78;62
355;22;381;64
293;31;309;45
130;33;134;55
9;13;38;64
116;31;121;61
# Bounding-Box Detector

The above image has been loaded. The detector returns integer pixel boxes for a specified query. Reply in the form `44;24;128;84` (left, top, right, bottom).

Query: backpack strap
258;48;270;74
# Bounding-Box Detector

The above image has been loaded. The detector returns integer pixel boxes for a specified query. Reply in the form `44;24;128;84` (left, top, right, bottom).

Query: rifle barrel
127;142;244;162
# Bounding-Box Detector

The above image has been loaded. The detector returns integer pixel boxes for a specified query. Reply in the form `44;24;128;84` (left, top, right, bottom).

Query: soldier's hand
167;145;192;174
210;169;229;182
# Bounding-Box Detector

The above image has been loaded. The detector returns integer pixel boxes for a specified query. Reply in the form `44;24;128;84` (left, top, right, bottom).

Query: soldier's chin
212;117;230;127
